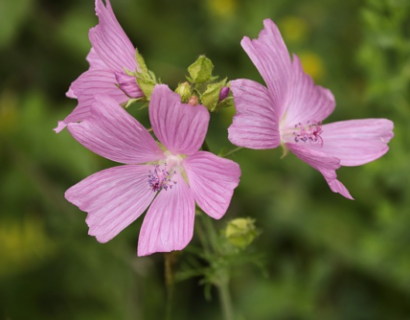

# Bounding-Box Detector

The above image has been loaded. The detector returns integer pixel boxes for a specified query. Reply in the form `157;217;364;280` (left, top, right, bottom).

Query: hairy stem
217;275;235;320
198;211;235;320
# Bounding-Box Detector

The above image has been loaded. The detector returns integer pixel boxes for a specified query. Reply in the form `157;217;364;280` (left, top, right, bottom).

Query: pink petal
66;87;76;99
241;19;292;119
308;119;394;166
138;172;195;256
65;49;107;102
219;86;230;101
65;165;155;243
149;85;210;155
283;55;335;126
115;72;144;98
287;143;353;199
89;0;138;73
228;79;280;149
86;48;108;70
182;151;241;219
56;69;129;132
68;95;164;164
53;121;67;133
327;179;353;200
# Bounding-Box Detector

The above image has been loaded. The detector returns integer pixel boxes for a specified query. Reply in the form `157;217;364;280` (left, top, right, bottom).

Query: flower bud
188;95;199;106
187;55;214;83
201;78;227;111
225;218;257;249
219;86;230;101
175;82;192;102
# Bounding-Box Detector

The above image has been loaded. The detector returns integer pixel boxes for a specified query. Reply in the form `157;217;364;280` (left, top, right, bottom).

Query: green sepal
135;49;149;74
123;68;136;77
134;48;158;100
187;55;214;84
280;142;289;158
123;97;146;109
215;96;235;110
136;72;157;101
138;102;149;110
175;82;193;102
200;78;227;111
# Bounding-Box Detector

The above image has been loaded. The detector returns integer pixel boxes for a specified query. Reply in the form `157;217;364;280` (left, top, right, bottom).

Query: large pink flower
228;19;393;199
65;85;241;256
55;0;143;133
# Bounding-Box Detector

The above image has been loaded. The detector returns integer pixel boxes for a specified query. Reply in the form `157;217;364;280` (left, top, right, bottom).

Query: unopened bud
188;95;199;106
219;86;230;101
225;218;257;249
187;55;214;83
201;78;227;111
175;82;192;102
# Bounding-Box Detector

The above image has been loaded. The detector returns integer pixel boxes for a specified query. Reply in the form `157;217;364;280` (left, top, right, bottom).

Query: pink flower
54;0;143;133
65;85;241;256
228;19;393;199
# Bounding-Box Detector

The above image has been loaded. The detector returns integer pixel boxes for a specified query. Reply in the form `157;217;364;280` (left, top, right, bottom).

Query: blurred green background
1;0;410;319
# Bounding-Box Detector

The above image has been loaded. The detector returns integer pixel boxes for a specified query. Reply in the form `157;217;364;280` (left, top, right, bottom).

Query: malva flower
228;19;393;199
65;85;241;256
54;0;143;133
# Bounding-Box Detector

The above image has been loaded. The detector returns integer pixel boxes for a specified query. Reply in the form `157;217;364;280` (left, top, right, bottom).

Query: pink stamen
148;164;177;192
293;121;323;146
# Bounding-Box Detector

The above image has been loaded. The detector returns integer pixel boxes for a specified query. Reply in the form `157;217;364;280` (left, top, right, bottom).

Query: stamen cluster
148;164;176;192
293;121;323;146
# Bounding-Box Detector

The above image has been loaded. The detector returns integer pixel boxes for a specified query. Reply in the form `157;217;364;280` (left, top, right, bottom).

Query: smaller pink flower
55;0;143;133
228;19;394;199
65;85;241;256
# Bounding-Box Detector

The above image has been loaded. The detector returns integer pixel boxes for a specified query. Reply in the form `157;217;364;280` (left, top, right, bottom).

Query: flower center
147;153;183;192
292;121;323;146
148;164;176;192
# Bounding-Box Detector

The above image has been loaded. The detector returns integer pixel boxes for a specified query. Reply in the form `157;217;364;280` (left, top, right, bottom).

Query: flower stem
217;274;235;320
200;213;219;253
221;147;243;158
198;211;235;320
165;252;175;320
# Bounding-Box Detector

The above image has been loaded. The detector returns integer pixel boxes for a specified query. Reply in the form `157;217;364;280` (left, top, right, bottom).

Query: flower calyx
225;218;258;250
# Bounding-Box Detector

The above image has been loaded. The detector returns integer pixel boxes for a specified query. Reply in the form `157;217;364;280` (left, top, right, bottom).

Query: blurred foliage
1;0;410;319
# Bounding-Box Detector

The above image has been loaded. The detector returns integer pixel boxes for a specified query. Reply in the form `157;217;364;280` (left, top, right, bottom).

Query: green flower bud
175;82;193;102
201;78;227;111
187;55;214;83
225;218;257;249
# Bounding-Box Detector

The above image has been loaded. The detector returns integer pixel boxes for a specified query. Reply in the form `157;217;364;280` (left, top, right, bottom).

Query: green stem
195;212;211;256
165;253;175;320
217;275;235;320
199;212;235;320
200;213;219;253
221;147;243;158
